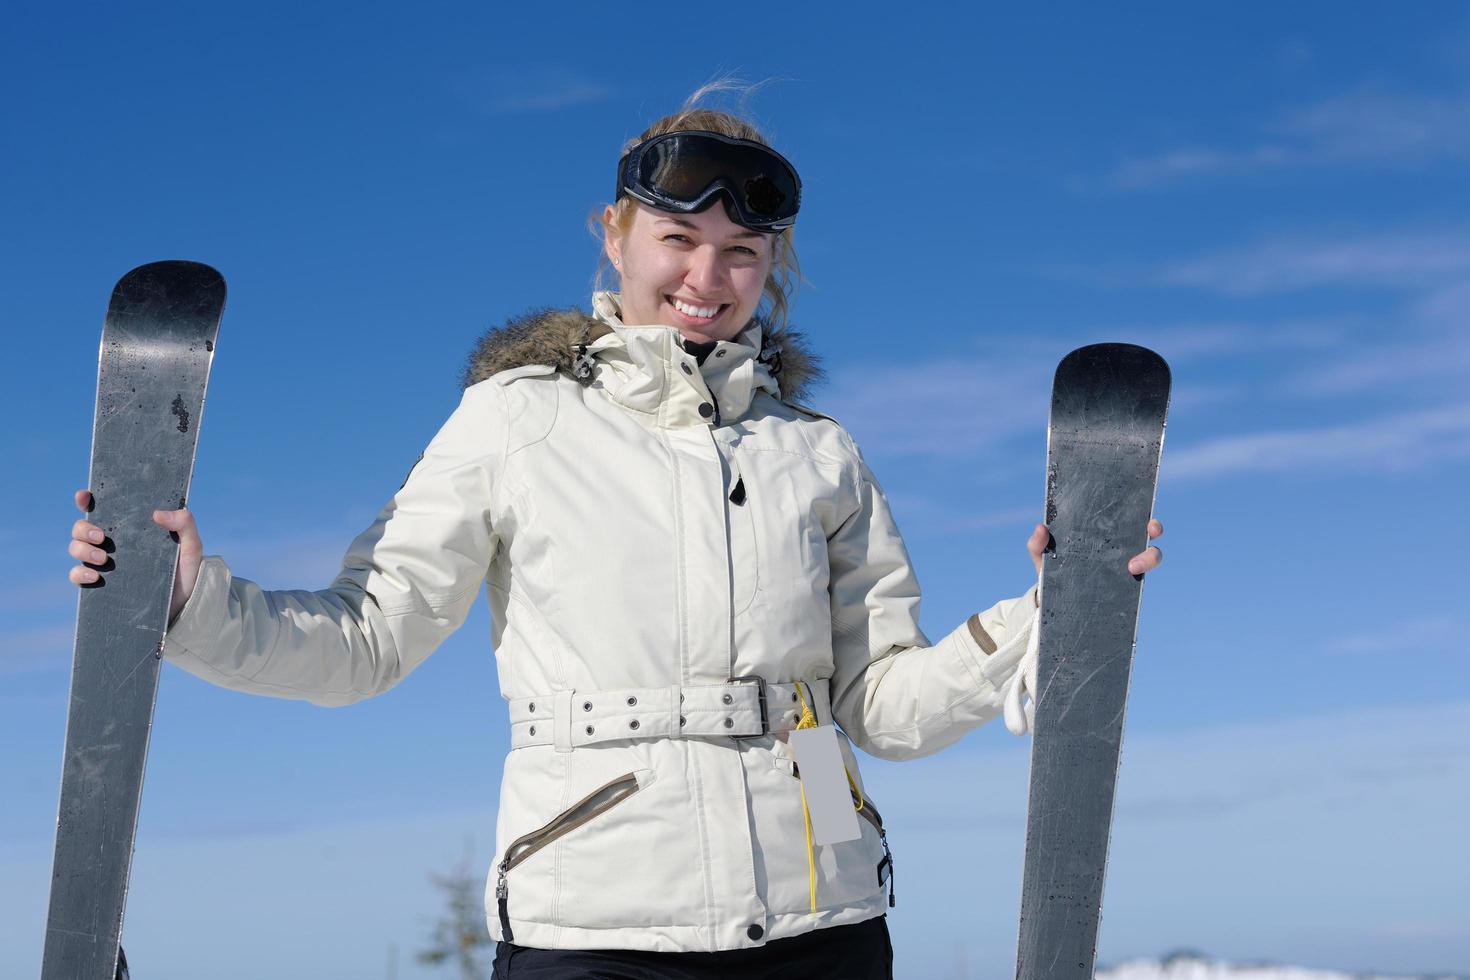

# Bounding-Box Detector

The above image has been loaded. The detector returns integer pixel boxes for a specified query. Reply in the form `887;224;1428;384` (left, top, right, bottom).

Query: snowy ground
1099;953;1468;980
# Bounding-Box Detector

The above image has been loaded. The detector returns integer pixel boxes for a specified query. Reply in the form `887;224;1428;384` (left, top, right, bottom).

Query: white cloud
821;356;1052;458
1110;144;1298;190
1327;613;1469;656
1155;232;1470;296
206;527;367;586
1287;325;1470;397
866;699;1470;976
1108;87;1470;189
1164;403;1470;479
0;624;72;675
456;67;612;116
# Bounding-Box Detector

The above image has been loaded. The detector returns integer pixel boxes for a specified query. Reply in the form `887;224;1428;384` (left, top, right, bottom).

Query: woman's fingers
73;490;104;543
1126;519;1164;574
69;490;106;587
69;566;100;585
68;537;108;564
152;506;199;543
1026;523;1050;574
1128;545;1163;575
72;518;104;544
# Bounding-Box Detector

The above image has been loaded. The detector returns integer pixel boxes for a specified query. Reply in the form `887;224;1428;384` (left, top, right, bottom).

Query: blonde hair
592;84;802;331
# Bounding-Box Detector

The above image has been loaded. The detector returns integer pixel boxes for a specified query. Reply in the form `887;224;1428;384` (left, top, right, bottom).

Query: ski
42;261;226;980
1015;343;1170;980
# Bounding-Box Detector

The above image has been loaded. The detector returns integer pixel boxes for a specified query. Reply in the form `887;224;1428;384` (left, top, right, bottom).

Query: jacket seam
372;578;481;617
861;641;999;741
733;444;847;467
504;373;560;459
860;682;995;741
175;648;388;701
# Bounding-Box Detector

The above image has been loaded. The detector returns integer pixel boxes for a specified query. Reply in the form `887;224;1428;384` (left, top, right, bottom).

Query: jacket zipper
496;772;641;942
852;788;895;908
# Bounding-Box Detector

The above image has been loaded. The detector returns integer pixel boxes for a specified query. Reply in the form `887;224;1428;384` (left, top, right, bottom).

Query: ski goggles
615;131;801;232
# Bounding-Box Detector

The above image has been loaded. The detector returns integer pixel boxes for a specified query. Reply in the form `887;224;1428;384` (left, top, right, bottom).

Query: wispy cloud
1155;231;1470;296
1287;323;1470;397
0;624;71;675
1164;403;1470;479
1109;87;1470;189
1327;613;1470;656
457;67;612;116
822;357;1052;458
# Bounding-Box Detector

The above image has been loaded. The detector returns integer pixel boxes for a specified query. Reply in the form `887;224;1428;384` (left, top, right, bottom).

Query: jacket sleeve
827;450;1039;761
159;383;506;707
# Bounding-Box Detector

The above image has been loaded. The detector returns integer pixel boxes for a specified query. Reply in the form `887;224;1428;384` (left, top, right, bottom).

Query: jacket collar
461;293;823;426
587;291;773;424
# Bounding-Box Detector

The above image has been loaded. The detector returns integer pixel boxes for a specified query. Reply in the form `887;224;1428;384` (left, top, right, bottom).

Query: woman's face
604;200;773;343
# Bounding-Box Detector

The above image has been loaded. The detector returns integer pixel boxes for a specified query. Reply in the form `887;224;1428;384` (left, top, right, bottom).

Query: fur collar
460;306;824;403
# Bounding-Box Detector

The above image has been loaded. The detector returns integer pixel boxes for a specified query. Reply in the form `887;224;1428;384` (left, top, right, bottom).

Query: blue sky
3;3;1468;978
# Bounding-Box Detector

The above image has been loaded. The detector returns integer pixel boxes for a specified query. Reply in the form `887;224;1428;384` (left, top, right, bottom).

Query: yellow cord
793;683;819;913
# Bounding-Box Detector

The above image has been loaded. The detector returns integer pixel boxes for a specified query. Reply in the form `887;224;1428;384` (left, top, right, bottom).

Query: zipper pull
880;830;895;908
496;860;515;943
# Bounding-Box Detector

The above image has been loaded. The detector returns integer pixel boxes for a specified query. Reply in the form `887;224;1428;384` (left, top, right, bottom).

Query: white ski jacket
161;291;1040;953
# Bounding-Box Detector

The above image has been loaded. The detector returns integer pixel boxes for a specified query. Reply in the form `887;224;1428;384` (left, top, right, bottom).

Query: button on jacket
161;291;1040;953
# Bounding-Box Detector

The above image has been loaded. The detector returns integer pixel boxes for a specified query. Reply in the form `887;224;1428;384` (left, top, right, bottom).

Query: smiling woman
65;84;1161;980
594;104;802;339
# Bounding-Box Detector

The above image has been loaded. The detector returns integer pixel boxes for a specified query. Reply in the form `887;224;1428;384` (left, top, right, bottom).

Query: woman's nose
684;245;724;293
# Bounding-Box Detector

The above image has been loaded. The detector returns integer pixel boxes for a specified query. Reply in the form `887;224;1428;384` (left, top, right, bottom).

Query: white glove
1001;608;1040;735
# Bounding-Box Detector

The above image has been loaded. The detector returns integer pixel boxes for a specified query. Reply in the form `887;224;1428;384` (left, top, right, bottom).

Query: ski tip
108;261;227;328
1054;342;1171;388
113;260;226;299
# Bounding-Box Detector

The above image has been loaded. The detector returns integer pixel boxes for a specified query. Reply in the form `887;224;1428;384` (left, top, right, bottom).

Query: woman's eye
663;234;692;244
731;246;759;257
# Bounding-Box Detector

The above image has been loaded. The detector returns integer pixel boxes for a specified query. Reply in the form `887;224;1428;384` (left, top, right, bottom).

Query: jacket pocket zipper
852;788;895;908
496;772;642;943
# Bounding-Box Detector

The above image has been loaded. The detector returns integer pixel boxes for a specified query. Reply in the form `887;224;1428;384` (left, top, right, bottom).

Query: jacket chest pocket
729;446;836;607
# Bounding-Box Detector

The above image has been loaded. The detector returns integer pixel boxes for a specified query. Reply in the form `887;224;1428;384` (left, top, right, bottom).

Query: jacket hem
492;892;890;953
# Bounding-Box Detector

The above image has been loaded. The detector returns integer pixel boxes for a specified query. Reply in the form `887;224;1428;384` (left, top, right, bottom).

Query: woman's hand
1026;519;1164;576
68;488;206;627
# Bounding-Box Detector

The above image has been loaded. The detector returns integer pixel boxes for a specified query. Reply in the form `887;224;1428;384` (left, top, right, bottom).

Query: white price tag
787;725;861;845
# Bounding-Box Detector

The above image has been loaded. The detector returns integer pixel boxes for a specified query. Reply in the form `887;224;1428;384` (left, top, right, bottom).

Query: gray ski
1015;343;1170;980
42;261;225;980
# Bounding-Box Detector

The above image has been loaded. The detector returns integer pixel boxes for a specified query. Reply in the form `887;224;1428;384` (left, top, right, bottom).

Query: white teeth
672;298;720;319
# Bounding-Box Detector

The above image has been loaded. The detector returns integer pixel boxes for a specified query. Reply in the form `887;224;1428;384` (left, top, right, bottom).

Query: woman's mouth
667;296;728;325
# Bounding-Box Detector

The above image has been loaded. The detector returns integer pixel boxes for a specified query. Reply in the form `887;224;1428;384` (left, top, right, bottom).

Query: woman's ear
602;205;622;268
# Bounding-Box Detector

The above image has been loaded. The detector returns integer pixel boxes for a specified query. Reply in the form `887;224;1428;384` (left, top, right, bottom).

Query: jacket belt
507;679;833;752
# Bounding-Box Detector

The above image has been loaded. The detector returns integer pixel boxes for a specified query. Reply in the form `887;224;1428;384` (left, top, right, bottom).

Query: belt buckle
727;675;769;739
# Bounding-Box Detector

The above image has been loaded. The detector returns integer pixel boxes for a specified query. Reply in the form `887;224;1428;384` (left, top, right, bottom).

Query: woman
66;102;1163;979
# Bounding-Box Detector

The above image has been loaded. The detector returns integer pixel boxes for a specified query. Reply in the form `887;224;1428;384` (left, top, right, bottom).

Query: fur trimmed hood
460;305;824;404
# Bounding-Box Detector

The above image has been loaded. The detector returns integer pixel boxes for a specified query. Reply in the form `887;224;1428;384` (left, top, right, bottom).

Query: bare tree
418;841;493;980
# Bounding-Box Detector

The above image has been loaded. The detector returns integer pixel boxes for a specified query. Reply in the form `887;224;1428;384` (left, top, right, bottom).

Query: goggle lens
621;132;800;230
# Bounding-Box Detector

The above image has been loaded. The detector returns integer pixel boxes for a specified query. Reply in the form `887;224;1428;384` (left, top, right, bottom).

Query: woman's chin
664;306;746;344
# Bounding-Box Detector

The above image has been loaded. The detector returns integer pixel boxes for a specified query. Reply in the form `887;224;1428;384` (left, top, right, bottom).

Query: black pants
491;915;894;979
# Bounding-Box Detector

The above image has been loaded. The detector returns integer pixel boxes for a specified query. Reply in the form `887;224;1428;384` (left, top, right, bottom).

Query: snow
1098;952;1467;980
